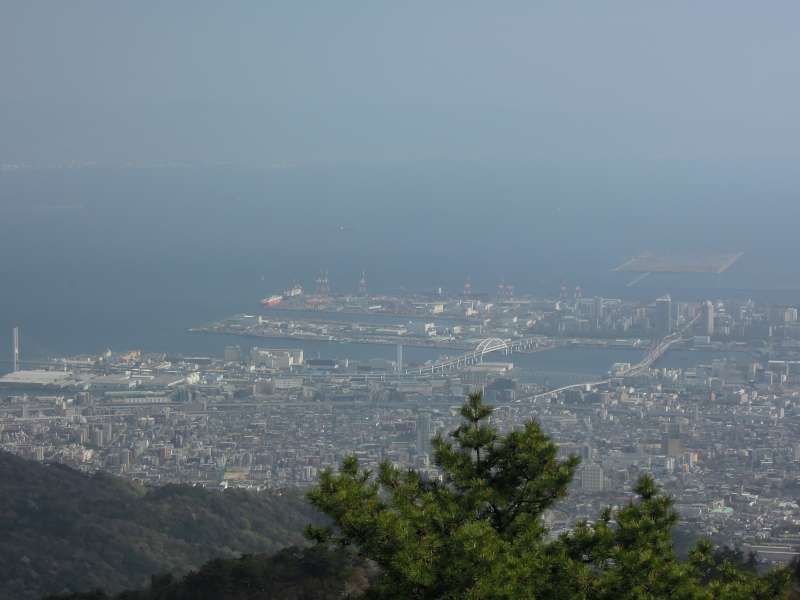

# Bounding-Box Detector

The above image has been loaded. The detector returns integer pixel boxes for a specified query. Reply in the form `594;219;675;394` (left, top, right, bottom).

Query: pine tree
306;391;793;599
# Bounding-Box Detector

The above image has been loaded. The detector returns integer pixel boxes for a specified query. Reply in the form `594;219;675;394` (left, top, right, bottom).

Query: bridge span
520;315;700;401
410;314;698;390
405;336;550;376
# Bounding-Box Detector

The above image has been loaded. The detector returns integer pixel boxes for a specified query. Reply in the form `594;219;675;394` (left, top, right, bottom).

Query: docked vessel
261;294;283;307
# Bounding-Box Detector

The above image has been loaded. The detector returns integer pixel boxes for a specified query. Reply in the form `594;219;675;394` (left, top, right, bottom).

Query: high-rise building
250;347;304;368
702;300;715;337
655;295;673;336
484;377;516;404
662;422;683;457
416;412;432;456
662;435;683;457
580;463;605;493
224;345;242;363
594;297;604;325
497;281;514;300
396;344;404;373
463;276;472;297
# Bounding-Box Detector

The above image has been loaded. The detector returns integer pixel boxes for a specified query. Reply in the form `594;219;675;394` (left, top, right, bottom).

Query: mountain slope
44;546;370;600
0;452;316;599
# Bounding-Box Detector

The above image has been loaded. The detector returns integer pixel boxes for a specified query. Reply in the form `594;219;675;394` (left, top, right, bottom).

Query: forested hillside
0;452;315;599
43;547;370;600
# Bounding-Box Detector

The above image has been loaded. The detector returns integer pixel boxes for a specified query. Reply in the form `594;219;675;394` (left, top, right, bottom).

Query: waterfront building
702;301;715;337
655;295;673;336
224;345;242;363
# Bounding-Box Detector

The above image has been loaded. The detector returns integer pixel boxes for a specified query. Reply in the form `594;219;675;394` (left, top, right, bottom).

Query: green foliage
0;451;316;600
43;546;368;600
307;391;796;599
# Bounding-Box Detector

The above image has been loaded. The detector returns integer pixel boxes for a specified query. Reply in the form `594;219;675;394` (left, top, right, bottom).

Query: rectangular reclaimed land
614;252;743;274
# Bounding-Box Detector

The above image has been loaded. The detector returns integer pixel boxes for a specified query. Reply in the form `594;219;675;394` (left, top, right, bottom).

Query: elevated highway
522;314;700;401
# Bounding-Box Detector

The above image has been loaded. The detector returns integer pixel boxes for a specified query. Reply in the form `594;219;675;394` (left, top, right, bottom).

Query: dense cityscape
4;280;800;566
6;3;800;597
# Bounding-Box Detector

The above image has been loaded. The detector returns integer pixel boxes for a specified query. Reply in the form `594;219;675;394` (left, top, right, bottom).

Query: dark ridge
0;451;317;599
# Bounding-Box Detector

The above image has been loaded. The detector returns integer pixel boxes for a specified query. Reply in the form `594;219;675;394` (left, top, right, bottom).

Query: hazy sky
1;2;799;166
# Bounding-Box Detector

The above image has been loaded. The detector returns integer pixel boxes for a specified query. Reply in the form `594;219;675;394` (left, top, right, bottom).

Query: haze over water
1;162;799;364
3;3;800;363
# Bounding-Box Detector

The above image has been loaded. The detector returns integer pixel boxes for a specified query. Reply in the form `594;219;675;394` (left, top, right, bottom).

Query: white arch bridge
407;314;698;378
407;336;546;376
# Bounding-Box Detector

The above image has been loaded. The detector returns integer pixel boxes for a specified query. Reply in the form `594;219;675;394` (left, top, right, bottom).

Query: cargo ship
261;295;283;307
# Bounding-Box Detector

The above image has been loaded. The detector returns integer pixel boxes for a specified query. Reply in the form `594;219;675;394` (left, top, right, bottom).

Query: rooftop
0;370;80;387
